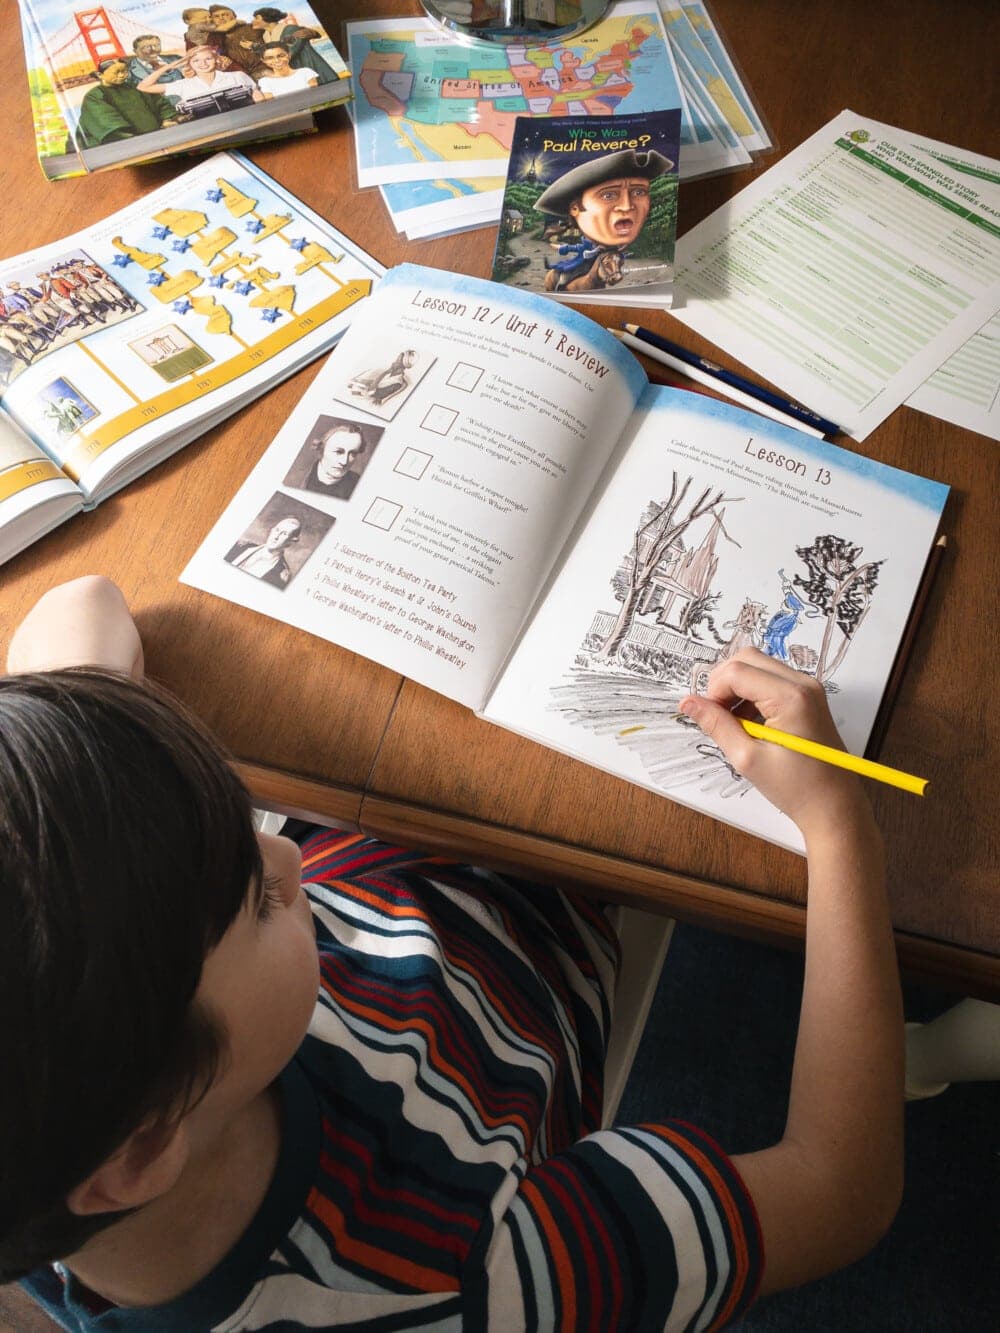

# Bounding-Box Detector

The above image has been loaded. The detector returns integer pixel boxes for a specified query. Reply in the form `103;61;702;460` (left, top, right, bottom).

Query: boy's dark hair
0;670;261;1281
254;8;289;22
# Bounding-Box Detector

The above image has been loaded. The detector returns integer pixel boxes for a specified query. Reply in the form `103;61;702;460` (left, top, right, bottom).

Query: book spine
17;0;83;174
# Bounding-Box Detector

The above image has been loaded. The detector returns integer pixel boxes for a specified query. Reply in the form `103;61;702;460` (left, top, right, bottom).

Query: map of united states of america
358;23;660;156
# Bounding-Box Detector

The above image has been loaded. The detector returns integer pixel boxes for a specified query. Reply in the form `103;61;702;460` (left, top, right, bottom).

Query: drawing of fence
588;611;716;661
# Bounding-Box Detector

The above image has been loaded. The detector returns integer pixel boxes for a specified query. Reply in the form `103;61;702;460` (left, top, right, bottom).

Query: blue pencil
623;324;843;436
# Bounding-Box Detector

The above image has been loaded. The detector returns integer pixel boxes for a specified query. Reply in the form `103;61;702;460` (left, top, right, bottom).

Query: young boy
2;577;903;1329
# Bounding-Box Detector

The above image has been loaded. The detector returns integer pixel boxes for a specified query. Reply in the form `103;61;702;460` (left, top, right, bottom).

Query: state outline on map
346;1;713;189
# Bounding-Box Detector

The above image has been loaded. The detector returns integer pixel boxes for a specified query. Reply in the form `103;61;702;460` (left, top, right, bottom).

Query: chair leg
905;998;1000;1100
603;909;675;1126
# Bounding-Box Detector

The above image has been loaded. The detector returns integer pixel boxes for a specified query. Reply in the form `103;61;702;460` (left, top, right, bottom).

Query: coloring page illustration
483;386;948;851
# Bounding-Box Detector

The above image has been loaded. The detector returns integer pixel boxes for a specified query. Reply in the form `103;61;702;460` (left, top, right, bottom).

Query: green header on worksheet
835;136;1000;236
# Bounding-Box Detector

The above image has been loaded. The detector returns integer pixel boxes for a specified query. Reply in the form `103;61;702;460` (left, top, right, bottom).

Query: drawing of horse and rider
536;147;672;294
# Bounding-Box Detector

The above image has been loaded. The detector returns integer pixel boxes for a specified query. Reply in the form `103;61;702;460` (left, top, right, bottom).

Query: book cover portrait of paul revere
491;108;680;299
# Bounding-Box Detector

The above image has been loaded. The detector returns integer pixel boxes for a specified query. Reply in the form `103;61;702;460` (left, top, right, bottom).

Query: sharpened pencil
611;329;826;438
623;323;843;435
738;719;928;795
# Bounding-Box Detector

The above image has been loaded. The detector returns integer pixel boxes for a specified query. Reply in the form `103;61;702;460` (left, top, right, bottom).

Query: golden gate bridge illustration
43;7;180;89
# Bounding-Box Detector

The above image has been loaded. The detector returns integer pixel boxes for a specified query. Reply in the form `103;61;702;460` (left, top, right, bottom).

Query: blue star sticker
205;187;224;202
151;225;171;239
245;219;264;234
260;307;282;323
111;253;133;269
171;238;191;253
208;273;227;287
232;280;253;295
289;236;308;251
172;298;192;314
147;271;167;286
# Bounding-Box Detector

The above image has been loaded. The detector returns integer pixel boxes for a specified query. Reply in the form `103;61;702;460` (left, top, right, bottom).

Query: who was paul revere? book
491;109;681;308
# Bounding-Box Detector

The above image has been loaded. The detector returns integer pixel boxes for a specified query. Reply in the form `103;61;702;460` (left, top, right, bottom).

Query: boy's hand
6;576;144;679
680;647;863;837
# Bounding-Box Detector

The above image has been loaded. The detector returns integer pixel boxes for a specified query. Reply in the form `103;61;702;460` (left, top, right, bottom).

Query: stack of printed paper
346;1;770;240
669;113;1000;441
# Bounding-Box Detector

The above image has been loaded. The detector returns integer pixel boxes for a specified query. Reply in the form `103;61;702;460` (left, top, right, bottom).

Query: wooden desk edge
236;761;364;831
360;795;1000;1002
237;766;1000;1002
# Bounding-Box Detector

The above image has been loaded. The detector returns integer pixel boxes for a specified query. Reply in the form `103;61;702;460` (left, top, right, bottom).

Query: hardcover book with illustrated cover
490;109;681;308
18;0;351;179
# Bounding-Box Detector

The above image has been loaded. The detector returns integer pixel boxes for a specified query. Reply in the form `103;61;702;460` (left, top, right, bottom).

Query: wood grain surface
1;0;997;995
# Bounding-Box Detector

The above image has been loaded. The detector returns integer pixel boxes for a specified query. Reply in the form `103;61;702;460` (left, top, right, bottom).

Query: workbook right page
669;110;1000;442
482;385;949;853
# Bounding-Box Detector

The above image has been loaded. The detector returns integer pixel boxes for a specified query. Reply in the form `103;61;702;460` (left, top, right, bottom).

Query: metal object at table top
420;1;611;45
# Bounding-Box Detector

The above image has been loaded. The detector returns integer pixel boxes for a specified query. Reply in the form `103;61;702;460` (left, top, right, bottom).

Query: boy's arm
680;650;903;1295
5;576;144;679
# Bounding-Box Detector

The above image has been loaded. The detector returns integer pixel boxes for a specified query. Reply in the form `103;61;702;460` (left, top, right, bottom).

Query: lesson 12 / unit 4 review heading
409;289;612;378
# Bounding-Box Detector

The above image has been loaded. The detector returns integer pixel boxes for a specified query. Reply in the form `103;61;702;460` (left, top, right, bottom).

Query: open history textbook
183;266;949;852
0;152;382;567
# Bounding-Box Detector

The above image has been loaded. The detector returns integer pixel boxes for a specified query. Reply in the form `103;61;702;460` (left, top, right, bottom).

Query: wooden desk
1;1;997;996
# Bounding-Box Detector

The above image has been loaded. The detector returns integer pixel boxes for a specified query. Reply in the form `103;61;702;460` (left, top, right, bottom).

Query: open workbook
0;152;382;567
183;265;949;852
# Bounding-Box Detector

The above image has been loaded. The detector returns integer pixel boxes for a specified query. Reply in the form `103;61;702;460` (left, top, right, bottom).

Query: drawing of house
618;508;725;625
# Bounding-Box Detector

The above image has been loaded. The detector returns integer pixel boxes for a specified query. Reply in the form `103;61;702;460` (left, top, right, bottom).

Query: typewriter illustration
184;86;256;119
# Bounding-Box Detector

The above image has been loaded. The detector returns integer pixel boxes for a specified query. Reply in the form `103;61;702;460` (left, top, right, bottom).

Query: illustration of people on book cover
22;1;347;162
490;109;680;300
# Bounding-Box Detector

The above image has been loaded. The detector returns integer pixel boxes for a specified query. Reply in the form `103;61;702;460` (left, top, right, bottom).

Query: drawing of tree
675;591;728;644
597;474;734;658
792;535;884;681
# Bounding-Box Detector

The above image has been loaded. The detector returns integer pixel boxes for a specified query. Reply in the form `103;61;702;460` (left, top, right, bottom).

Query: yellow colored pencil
739;719;928;796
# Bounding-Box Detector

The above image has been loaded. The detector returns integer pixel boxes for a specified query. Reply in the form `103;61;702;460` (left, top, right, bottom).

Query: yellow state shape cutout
217;179;257;217
249;285;296;313
190;227;237;265
210;250;249;276
244;266;279;284
253;212;292;240
294;242;342;273
151;270;203;303
188;295;233;335
153;207;208;238
112;236;164;270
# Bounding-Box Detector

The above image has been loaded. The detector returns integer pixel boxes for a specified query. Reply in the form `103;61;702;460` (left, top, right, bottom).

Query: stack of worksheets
345;1;769;240
668;113;1000;441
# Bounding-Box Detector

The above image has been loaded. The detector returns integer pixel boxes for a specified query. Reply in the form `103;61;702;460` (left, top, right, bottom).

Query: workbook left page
182;264;647;709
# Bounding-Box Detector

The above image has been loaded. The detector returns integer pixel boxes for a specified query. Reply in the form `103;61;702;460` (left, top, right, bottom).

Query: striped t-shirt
26;830;762;1331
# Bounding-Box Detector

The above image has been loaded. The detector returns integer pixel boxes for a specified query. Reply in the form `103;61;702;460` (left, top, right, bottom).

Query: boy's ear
66;1118;190;1217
